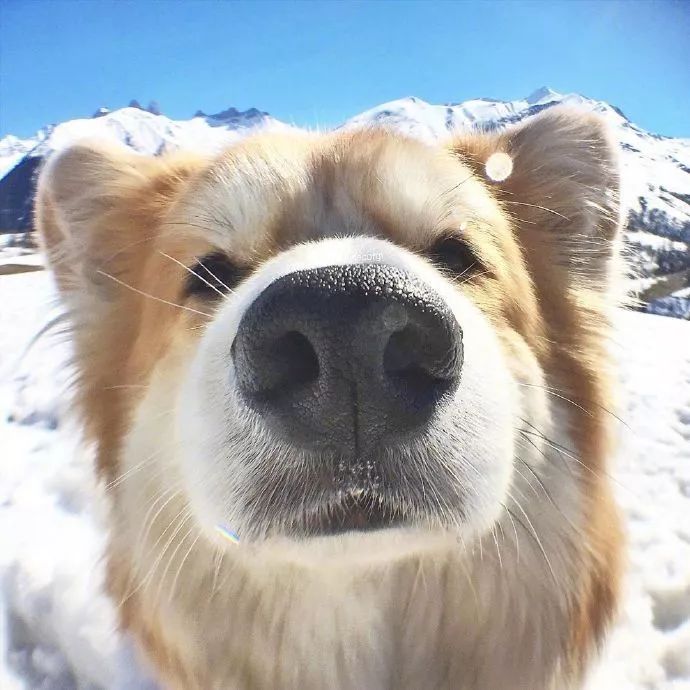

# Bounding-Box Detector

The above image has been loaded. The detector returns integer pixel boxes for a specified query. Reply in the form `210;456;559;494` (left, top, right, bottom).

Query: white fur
113;358;583;690
107;236;584;689
178;237;517;544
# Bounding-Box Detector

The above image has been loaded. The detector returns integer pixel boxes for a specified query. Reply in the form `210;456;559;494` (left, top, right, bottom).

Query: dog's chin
235;476;467;547
237;490;461;565
189;431;515;549
290;489;406;537
202;464;495;563
230;450;467;542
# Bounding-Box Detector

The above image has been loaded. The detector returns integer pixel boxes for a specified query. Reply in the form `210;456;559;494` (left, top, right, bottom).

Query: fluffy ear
452;108;622;294
35;141;200;301
35;143;205;464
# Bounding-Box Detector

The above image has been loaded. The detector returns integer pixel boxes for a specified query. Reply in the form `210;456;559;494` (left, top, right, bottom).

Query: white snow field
0;263;689;689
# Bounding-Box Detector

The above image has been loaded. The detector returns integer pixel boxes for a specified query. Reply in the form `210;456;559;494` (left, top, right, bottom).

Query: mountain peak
526;86;562;104
204;106;269;121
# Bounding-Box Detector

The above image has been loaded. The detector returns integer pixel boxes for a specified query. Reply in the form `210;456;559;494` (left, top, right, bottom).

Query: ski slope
1;263;689;689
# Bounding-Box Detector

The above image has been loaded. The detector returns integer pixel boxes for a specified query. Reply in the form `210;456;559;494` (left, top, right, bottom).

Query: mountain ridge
1;88;688;317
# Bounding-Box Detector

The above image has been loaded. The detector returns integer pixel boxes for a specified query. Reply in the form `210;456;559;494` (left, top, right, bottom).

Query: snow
647;296;690;320
3;106;289;163
626;232;688;252
0;135;38;178
1;263;689;688
585;310;690;689
0;271;159;690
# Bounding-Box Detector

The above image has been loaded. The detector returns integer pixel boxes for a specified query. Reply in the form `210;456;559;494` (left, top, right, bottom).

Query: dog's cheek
175;312;256;537
498;329;551;438
432;292;518;532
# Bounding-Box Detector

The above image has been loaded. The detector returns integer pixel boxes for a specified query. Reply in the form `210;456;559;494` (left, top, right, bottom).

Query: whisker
158;251;227;298
505;498;558;586
143;508;194;596
118;482;182;606
456;533;481;613
210;548;224;597
197;256;236;296
142;507;192;604
96;232;163;271
103;384;149;390
515;452;558;504
515;449;585;536
502;200;569;221
436;174;475;205
169;534;201;603
519;423;636;498
518;426;570;481
457;268;492;286
500;502;520;565
96;270;213;318
517;382;629;429
105;448;165;492
154;520;196;605
131;483;184;575
512;461;541;499
161;220;226;236
490;527;503;571
517;382;592;417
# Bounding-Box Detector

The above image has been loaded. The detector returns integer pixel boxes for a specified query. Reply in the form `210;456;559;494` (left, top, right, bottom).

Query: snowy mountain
1;103;282;163
0;136;38;179
0;103;286;241
1;89;689;316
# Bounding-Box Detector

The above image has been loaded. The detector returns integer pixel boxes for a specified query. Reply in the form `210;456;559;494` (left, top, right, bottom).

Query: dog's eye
427;236;482;277
183;252;248;298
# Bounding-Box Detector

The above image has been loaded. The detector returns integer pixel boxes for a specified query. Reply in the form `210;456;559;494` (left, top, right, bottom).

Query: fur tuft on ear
34;142;205;474
35;140;203;300
37;142;146;294
452;108;622;293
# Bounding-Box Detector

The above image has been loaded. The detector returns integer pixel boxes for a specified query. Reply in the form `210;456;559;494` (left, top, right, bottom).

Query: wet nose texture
231;263;463;454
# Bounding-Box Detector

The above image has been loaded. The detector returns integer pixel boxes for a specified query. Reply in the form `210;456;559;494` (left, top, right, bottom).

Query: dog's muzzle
232;263;463;457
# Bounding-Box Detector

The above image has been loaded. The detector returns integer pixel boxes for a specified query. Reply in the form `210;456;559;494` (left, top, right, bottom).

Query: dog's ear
35;142;205;461
35;141;200;301
452;108;622;294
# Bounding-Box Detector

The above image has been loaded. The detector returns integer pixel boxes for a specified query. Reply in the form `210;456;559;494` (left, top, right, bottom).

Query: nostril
275;331;320;392
383;323;459;404
235;330;319;402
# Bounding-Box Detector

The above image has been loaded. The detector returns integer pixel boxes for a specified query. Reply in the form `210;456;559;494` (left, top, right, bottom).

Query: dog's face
37;109;620;556
175;133;535;544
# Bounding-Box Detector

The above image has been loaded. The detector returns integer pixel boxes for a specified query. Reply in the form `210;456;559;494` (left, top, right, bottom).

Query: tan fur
36;108;623;689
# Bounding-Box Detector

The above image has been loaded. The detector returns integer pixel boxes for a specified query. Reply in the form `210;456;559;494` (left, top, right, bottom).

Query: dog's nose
232;263;463;452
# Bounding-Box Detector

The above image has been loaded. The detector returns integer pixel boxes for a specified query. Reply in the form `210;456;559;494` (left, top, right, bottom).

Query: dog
35;107;624;690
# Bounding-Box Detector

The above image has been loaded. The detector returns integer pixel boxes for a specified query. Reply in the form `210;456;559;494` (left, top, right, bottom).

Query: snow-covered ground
1;263;689;689
586;311;690;690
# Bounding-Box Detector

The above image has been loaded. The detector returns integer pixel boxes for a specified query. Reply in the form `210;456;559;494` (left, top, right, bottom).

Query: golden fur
36;108;624;689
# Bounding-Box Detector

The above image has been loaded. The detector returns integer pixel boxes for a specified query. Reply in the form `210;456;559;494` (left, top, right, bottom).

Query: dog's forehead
178;128;493;255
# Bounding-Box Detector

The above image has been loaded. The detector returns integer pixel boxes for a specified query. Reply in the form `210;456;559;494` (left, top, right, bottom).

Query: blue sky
1;0;689;139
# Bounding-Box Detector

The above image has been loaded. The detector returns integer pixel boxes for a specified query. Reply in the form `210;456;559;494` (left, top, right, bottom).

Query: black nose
232;263;463;453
